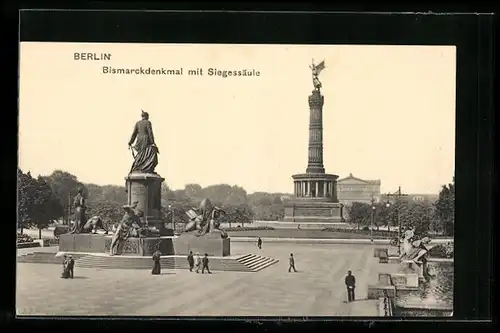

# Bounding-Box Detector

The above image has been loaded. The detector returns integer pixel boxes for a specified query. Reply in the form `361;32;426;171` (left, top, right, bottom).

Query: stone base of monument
401;260;427;282
59;233;175;257
283;200;344;223
172;232;230;257
59;232;230;257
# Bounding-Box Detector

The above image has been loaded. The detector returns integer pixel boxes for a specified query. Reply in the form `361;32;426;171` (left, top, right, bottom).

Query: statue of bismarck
128;110;160;174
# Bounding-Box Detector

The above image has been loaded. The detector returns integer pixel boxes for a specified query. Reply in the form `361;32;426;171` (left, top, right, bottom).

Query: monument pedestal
283;200;343;222
172;233;231;257
59;233;231;257
125;172;172;236
59;233;175;256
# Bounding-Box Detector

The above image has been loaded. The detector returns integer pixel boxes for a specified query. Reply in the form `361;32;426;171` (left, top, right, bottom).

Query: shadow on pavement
343;297;370;303
66;276;89;279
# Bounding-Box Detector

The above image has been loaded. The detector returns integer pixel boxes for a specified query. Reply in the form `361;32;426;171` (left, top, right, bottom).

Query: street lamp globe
386;202;390;208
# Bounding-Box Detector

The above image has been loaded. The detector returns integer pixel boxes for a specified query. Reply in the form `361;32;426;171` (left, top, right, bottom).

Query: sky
19;43;456;194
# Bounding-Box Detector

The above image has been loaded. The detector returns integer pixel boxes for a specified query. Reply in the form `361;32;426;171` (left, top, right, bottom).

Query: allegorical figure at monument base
70;187;87;234
184;198;228;239
128;110;160;174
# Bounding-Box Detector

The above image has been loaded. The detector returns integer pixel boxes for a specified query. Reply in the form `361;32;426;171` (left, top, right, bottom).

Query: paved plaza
16;242;381;317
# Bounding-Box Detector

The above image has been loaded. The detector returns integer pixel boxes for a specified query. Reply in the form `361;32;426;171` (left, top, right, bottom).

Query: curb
230;237;453;245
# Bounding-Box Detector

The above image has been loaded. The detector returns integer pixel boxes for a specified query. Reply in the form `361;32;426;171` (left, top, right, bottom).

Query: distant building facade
379;193;439;205
336;173;382;206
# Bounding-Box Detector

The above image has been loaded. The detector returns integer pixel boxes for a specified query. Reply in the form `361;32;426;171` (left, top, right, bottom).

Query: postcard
17;42;456;317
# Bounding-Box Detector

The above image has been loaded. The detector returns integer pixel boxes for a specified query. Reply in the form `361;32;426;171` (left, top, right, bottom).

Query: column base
283;200;344;222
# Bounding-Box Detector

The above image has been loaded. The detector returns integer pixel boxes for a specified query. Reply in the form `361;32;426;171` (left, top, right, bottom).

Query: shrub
428;242;454;258
321;227;397;237
224;226;275;232
17;233;34;244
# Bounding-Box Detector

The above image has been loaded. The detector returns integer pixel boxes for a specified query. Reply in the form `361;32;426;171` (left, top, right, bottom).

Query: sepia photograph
17;42;456;317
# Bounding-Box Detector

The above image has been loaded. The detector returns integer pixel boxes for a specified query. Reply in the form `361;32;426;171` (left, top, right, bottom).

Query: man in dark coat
257;237;262;249
288;253;297;272
128;110;159;174
151;244;162;275
67;255;75;279
187;251;195;272
345;270;356;302
201;253;211;274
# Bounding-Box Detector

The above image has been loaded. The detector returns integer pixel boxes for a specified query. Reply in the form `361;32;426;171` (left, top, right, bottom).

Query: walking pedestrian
61;254;69;279
202;253;212;274
151;245;162;275
67;255;75;279
288;253;297;272
257;237;262;249
345;270;356;302
187;251;194;272
195;252;201;273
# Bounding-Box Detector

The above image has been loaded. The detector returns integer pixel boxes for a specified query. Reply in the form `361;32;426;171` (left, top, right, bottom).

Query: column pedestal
125;172;173;236
284;173;344;223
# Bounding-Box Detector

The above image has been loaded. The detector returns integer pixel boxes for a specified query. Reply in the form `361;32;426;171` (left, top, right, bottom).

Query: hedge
321;227;398;238
428;243;454;258
223;226;275;232
17;233;34;244
17;242;41;249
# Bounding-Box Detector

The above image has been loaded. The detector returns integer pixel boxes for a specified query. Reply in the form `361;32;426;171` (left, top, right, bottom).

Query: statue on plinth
110;201;149;256
309;59;326;92
128;110;160;174
69;187;87;234
399;228;432;265
183;198;228;239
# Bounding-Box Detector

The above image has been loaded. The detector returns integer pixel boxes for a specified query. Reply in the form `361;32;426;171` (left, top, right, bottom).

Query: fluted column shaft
307;90;325;174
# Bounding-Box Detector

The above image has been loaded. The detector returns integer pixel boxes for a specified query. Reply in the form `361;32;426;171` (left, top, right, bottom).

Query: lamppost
385;186;408;255
168;204;175;233
67;194;71;226
370;197;376;243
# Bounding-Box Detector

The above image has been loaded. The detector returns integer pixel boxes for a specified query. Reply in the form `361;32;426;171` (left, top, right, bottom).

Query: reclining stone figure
399;228;432;265
183;198;228;239
82;216;109;234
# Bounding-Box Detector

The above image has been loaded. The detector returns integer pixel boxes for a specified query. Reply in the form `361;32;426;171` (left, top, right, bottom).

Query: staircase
235;254;280;272
17;251;279;273
17;252;86;264
75;254;278;272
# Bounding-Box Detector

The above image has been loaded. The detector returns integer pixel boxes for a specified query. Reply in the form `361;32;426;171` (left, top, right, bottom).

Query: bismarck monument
283;60;344;223
59;110;230;257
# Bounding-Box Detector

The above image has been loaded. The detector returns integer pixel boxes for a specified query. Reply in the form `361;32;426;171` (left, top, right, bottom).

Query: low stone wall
368;285;396;299
17;242;41;249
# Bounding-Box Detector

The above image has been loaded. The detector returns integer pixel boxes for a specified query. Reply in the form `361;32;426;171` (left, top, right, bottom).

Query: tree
400;202;433;237
374;202;392;230
184;184;203;200
433;179;455;236
223;185;248;206
43;170;87;223
345;202;372;229
221;204;254;227
31;176;64;239
86;200;124;228
17;169;36;232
